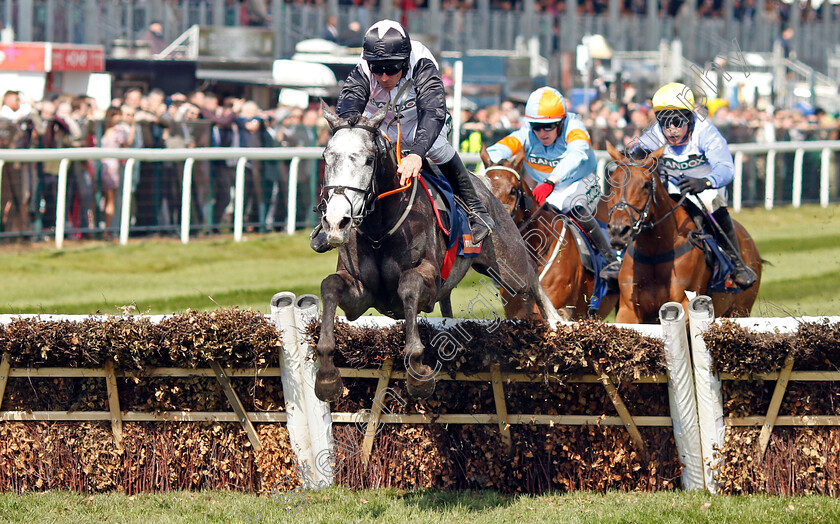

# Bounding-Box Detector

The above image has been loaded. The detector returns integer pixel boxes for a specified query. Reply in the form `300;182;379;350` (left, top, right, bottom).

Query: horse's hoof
407;378;436;399
314;369;343;402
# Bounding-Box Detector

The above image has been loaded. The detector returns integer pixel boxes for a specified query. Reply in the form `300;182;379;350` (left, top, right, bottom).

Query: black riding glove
678;176;712;194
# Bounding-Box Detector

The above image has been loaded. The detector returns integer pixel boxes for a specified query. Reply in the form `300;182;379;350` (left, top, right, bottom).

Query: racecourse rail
0;141;838;248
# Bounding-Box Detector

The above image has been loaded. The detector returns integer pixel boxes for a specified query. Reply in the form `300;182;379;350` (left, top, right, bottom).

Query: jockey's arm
548;135;593;186
336;65;371;122
699;126;735;188
408;58;447;158
486;128;529;164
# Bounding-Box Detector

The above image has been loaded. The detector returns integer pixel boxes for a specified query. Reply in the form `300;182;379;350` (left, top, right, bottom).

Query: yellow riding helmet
523;86;566;123
652;82;695;112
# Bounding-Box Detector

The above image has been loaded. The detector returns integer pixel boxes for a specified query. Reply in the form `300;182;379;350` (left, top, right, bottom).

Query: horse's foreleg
398;267;438;399
314;273;348;402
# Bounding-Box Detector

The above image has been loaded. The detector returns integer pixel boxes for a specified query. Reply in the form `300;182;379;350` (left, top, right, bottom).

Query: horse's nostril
338;217;352;230
620;225;632;238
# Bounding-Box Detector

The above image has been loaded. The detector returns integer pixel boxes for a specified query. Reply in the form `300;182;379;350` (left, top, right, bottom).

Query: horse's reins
607;159;687;234
483;164;545;234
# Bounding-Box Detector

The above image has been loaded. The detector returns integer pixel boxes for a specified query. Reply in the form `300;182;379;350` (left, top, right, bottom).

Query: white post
820;148;830;209
234;157;247;242
451;60;463;149
764;150;775;211
733;152;743;213
55;158;70;249
597;158;608;193
659;301;705;491
270;292;317;488
286;157;300;235
180;158;194;244
792;148;804;209
120;158;135;246
294;294;333;487
687;295;725;495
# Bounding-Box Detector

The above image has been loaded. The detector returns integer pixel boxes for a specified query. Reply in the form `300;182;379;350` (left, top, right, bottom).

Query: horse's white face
319;101;388;248
321;128;376;247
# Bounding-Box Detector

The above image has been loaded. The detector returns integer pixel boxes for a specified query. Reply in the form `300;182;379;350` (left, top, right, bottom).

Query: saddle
674;198;740;293
414;163;482;280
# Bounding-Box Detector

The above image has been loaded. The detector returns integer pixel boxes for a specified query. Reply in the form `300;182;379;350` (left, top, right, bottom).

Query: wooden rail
2;350;835;458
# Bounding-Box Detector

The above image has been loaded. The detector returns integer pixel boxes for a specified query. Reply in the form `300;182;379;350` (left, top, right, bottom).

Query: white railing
0;147;321;249
0;141;837;249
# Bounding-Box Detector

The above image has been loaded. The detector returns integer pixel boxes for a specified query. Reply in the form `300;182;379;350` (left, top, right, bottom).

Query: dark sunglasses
657;113;690;129
369;61;403;76
531;122;559;132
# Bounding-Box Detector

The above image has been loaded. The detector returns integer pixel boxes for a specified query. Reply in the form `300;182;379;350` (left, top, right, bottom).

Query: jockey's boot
309;223;334;253
438;155;495;244
572;205;620;285
712;207;757;289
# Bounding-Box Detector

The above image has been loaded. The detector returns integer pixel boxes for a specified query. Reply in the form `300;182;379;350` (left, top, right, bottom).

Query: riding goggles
531;121;559;132
656;112;692;129
369;60;404;76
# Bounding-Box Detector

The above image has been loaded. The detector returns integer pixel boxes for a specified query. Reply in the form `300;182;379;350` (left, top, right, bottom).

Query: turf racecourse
1;204;838;317
0;205;839;520
2;487;840;523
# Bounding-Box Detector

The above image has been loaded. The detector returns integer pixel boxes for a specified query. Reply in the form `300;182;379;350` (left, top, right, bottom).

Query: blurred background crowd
2;81;836;242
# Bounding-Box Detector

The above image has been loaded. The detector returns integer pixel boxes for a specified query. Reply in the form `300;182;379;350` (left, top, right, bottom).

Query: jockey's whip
518;201;550;234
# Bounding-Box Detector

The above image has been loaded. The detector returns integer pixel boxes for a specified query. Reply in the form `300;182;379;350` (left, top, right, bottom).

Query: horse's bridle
607;159;686;235
317;123;390;226
484;164;538;232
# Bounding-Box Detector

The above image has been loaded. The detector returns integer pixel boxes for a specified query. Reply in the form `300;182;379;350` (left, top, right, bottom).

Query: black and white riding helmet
362;20;411;71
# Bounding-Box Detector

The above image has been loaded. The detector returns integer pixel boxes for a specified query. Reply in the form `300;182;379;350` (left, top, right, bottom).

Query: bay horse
314;102;561;402
603;142;761;323
481;147;618;320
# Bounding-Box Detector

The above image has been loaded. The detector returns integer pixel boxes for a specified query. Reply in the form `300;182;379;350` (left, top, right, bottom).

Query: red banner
51;44;105;72
0;43;104;72
0;43;46;71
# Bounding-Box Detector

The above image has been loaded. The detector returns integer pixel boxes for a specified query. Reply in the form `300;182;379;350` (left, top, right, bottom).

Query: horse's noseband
318;123;389;226
606;160;688;235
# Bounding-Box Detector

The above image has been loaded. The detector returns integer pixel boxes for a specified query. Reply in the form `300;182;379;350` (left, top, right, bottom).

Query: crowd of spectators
0;87;332;240
0;83;837;241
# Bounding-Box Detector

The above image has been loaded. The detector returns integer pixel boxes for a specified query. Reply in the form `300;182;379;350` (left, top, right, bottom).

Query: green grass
1;488;840;523
1;204;839;317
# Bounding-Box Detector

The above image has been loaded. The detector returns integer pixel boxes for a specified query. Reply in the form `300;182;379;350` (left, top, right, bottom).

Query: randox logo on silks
372;97;417;113
527;155;561;168
661;153;708;171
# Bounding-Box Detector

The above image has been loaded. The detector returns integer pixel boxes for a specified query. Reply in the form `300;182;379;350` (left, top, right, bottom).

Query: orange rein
376;121;413;200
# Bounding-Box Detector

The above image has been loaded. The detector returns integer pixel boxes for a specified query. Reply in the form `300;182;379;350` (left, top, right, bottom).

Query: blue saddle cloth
703;235;738;294
420;171;480;258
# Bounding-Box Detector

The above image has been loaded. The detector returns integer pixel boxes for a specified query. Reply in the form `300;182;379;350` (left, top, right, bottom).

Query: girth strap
626;236;699;265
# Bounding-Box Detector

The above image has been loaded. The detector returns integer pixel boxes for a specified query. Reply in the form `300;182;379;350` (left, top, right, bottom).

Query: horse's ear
512;147;526;171
321;99;343;131
605;141;624;161
650;147;665;160
479;146;491;167
366;105;388;129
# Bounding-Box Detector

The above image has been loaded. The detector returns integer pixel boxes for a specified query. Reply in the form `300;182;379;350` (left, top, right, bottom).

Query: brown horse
603;143;761;323
313;102;561;402
480;147;618;319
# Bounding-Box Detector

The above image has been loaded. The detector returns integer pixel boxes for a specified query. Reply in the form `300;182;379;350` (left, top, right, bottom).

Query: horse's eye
365;156;374;166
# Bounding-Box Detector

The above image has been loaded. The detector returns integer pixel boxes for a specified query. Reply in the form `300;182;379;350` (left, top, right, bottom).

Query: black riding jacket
336;41;448;158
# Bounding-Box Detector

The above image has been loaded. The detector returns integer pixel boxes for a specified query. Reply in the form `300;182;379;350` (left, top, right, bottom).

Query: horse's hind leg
398;265;438;399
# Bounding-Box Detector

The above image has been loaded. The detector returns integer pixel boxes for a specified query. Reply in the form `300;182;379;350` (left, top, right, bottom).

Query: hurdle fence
1;300;839;494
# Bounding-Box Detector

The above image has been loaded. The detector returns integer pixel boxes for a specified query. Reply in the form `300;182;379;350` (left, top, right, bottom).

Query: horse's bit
607;160;686;234
317;123;389;226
